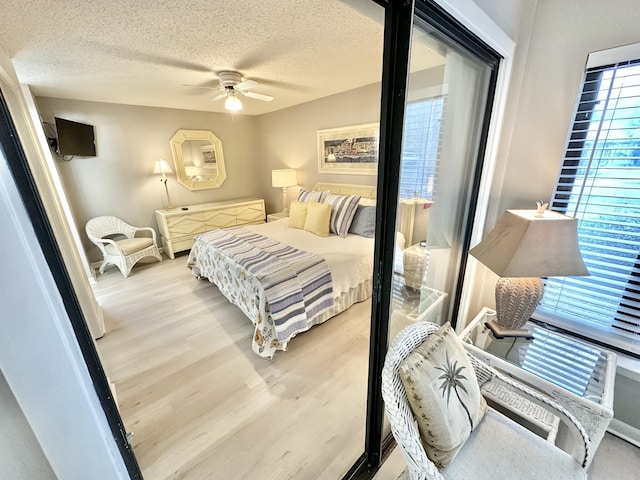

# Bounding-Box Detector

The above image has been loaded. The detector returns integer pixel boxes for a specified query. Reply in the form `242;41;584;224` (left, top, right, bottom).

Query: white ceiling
0;0;444;116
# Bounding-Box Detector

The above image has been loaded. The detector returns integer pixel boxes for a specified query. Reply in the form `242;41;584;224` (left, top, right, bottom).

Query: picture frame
317;123;379;175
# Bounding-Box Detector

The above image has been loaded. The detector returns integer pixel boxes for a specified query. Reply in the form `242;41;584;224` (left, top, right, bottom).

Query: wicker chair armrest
133;226;157;242
467;352;590;468
91;237;120;254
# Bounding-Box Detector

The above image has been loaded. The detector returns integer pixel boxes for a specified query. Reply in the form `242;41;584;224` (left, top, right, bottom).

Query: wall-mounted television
54;117;97;157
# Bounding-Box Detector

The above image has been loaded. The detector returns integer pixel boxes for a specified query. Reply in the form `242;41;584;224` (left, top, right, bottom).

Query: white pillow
359;197;376;206
399;323;487;468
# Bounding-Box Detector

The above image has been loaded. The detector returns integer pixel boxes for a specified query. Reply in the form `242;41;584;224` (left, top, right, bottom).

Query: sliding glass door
350;1;502;477
388;13;495;344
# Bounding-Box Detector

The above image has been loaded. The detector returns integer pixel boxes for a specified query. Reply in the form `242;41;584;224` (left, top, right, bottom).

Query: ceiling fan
185;71;274;111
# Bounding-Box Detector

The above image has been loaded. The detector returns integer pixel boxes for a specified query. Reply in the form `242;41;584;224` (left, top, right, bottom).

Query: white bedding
244;218;374;296
188;218;374;358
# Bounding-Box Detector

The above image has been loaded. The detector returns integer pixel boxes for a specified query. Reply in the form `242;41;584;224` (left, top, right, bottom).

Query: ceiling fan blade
182;84;220;90
211;92;228;102
243;91;274;102
234;79;259;91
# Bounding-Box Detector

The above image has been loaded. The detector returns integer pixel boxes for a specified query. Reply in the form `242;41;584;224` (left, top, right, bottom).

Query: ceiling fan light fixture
224;92;243;111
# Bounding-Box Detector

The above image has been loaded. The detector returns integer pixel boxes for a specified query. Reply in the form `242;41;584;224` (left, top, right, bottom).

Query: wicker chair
381;321;590;480
85;216;162;277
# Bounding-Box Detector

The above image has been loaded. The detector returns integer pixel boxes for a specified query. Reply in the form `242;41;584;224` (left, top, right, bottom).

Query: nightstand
267;211;288;222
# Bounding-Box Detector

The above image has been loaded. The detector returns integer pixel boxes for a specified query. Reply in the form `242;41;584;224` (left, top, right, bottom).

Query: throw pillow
348;205;376;237
297;188;327;203
288;201;308;229
304;201;331;237
323;193;361;238
398;322;487;469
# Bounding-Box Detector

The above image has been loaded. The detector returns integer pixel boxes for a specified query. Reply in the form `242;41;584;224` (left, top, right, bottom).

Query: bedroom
1;0;640;480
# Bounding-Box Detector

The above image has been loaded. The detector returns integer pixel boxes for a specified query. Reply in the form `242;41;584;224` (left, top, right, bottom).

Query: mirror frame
170;129;227;190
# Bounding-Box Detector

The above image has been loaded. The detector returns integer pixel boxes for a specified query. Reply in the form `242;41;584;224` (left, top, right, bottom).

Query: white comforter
189;218;374;358
245;218;374;296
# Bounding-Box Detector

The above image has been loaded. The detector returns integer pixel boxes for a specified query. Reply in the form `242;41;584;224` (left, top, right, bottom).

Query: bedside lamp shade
271;169;297;188
271;169;297;215
469;209;589;332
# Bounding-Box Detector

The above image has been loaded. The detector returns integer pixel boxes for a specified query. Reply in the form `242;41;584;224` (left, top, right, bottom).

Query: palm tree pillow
398;322;487;469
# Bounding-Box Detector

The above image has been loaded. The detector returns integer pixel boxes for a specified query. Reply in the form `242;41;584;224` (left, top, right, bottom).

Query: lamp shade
469;209;589;278
271;169;297;188
153;159;173;175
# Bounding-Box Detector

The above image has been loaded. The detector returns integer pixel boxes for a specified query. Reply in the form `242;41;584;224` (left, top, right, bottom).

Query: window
536;45;640;356
399;97;445;199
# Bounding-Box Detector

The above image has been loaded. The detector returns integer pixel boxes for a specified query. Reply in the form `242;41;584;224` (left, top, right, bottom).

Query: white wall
0;372;55;479
467;0;640;315
490;0;640;214
36;98;261;261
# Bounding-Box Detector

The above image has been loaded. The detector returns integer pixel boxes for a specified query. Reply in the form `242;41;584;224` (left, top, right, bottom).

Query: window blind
521;327;606;399
399;97;445;199
536;58;640;355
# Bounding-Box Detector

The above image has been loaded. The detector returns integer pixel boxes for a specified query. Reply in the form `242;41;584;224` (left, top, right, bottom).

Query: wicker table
460;307;617;467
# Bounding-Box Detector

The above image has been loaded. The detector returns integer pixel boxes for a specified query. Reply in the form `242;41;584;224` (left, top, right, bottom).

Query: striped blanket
196;227;335;342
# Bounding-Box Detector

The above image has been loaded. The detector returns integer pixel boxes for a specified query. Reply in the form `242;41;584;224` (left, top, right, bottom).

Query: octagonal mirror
170;129;227;190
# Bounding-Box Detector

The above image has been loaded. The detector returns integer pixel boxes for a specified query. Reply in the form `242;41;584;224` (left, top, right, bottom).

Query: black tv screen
54;117;96;156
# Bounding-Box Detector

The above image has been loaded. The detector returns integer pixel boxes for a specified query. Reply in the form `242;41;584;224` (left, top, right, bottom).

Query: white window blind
521;327;606;399
399;97;445;199
536;57;640;355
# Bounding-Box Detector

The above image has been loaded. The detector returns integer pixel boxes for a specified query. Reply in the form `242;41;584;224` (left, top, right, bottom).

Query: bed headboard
313;182;377;200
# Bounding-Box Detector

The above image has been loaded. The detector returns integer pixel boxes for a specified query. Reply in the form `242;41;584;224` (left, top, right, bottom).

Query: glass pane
384;18;493;439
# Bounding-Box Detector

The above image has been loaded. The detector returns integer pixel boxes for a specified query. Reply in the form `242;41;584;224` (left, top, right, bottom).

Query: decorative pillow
323;193;361;238
297;188;327;203
303;202;331;237
398;323;487;469
288;201;308;229
348;205;376;237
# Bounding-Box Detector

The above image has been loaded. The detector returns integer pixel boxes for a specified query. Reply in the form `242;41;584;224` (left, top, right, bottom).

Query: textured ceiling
0;0;444;115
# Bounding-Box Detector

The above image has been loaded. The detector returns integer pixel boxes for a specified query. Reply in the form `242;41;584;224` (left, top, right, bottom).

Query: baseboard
608;418;640;447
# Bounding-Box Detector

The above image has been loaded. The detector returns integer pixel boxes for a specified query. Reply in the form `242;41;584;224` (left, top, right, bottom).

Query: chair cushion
105;237;154;256
303;201;331;237
288;201;308;229
444;407;587;479
398;323;487;468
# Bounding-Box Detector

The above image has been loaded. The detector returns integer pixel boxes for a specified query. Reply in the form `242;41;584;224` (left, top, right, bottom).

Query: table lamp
153;158;173;208
271;168;297;215
469;205;589;335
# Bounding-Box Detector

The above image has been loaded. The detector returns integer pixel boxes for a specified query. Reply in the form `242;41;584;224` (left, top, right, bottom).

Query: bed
187;183;377;359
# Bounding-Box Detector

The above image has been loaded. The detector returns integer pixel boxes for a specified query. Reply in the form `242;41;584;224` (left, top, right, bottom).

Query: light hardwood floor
94;255;372;480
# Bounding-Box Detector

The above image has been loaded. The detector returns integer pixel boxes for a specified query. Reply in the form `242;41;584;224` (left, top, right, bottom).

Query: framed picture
317;123;379;175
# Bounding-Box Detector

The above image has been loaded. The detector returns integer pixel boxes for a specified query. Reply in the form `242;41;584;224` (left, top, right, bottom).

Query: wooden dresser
155;198;266;259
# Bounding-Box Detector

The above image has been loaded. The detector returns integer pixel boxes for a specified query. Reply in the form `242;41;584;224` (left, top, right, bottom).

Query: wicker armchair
86;216;162;277
382;321;590;480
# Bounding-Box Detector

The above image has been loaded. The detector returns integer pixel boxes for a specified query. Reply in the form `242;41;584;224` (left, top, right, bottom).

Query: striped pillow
297;188;328;203
323;193;361;238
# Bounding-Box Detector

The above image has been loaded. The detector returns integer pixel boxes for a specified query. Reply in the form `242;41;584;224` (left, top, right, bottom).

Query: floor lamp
271;169;297;215
153;159;173;208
